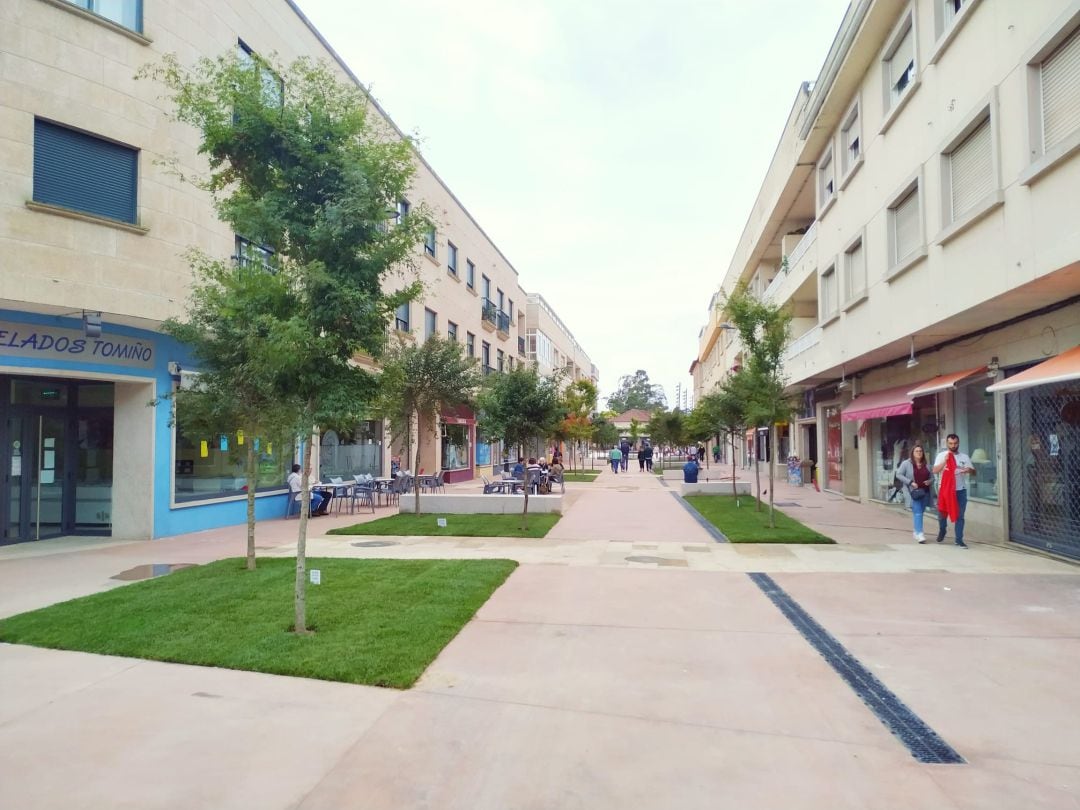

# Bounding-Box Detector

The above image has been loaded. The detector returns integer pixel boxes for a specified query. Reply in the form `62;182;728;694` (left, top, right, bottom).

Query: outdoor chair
350;482;376;514
524;468;542;495
434;470;446;492
481;475;504;494
548;472;565;493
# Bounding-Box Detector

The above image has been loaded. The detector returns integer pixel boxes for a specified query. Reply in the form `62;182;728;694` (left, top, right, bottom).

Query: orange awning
907;366;987;397
841;384;914;422
986;345;1080;394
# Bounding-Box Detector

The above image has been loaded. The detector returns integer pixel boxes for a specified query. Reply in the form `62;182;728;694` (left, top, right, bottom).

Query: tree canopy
606;369;667;413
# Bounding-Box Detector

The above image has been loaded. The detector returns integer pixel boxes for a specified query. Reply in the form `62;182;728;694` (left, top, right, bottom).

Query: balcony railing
481;298;498;327
765;222;818;303
783;326;822;363
496;311;510;333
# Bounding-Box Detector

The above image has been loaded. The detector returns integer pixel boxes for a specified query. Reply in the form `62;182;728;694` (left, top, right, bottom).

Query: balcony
496;311;510;334
764;221;817;306
518;336;526;356
782;325;822;365
481;298;498;331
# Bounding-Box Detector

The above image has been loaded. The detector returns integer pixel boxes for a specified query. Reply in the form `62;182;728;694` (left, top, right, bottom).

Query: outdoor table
501;478;524;494
315;482;352;514
372;477;394;506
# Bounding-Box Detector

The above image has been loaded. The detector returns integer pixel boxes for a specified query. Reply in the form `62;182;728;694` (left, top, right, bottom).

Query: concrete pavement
1;465;1079;808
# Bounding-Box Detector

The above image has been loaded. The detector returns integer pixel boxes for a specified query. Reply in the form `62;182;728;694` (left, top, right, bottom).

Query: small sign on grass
310;569;321;585
436;518;447;528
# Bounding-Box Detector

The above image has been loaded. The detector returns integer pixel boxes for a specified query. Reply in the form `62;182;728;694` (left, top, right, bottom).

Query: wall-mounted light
82;310;102;338
906;336;919;369
986;356;1000;378
836;364;850;391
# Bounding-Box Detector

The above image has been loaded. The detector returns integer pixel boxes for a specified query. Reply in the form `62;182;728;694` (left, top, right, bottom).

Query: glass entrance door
3;412;67;542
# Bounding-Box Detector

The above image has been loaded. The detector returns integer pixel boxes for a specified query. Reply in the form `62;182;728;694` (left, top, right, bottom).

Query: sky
295;0;852;408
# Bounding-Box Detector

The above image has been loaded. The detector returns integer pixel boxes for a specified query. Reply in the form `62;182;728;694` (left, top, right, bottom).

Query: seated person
511;460;525;478
682;458;700;484
525;457;543;492
538;456;549;471
287;464;326;515
549;459;564;479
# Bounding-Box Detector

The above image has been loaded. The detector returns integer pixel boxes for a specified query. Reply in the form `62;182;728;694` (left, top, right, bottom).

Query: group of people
510;454;565;493
608;440;653;474
894;433;975;548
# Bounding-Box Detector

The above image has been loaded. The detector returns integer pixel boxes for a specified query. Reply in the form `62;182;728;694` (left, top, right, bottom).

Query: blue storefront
0;309;291;544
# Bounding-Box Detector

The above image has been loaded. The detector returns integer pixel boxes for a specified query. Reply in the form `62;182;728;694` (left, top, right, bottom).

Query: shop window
319;422;382;481
442;424;471;471
954;382;997;502
869;398;940;503
173;417;290;503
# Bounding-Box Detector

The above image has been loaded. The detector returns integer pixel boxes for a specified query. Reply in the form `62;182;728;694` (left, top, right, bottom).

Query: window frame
819;261;839;325
930;0;984;64
879;6;921;135
885;170;926;280
447;321;458;342
838;98;864;188
1020;7;1080;186
447;241;458;276
466;332;476;358
842;232;868;311
395;302;410;333
424;308;437;340
52;0;146;38
466;260;476;289
817;145;837;218
935;88;1003;245
423;228;437;259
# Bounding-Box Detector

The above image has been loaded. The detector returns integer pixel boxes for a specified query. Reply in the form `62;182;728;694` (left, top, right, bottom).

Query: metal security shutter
1041;26;1080;151
893;187;920;262
33;119;138;224
949;118;992;221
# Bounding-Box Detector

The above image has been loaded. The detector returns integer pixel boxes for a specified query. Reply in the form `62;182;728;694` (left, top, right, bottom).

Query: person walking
895;444;932;543
609;445;622;474
644;442;654;472
619;438;631;472
712;444;721;464
638;445;646;472
933;433;976;548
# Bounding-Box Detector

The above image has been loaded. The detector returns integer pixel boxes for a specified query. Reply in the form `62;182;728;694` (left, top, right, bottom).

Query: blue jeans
611;460;620;473
911;493;926;534
937;488;967;542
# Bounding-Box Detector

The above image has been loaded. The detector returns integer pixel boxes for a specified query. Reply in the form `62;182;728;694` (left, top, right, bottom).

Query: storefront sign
0;321;154;369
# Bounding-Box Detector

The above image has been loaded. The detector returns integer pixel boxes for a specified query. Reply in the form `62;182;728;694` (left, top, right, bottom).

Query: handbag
910;485;928;501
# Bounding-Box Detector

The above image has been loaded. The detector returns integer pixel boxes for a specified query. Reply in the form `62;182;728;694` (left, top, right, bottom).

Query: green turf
0;557;517;688
683;495;834;543
561;471;600;482
328;512;560;538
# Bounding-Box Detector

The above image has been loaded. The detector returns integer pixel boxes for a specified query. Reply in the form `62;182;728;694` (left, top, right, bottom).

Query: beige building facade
695;0;1080;558
0;0;592;542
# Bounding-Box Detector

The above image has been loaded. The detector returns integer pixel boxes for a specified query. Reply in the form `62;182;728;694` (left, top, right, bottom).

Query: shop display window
320;421;382;480
869;396;939;502
954;382;997;502
442;424;470;471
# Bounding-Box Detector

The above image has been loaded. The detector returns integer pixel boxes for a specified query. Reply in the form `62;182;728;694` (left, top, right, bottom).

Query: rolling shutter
949;118;992;221
33;119;138;224
1041;27;1080;151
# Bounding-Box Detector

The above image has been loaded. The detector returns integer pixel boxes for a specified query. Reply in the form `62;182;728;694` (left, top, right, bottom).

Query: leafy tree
606;369;667;413
477;366;564;528
144;52;430;634
591;416;619;459
722;282;795;526
162;253;298;571
559;378;597;469
647;408;685;469
683;403;716;468
712;375;752;496
374;335;480;514
629;418;641;446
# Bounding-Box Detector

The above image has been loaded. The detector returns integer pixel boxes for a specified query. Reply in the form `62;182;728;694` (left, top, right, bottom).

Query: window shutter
893;188;920;262
1041;27;1080;151
890;27;914;89
33;119;138;223
949;118;992;220
846;243;866;300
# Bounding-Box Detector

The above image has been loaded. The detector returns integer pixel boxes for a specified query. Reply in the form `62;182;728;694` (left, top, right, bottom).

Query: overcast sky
295;0;850;408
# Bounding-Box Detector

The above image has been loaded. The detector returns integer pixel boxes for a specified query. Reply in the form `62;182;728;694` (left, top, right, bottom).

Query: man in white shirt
288;464;325;516
932;433;975;547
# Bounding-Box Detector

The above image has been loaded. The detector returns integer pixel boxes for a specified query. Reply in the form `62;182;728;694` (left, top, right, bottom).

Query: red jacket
938;453;959;523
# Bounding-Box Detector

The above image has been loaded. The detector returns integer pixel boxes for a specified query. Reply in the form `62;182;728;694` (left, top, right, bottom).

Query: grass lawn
328;512;560;538
683;495;834;543
0;557;517;688
561;471;600;482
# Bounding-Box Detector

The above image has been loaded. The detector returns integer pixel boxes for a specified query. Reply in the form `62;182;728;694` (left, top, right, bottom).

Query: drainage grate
351;540;399;548
747;572;964;765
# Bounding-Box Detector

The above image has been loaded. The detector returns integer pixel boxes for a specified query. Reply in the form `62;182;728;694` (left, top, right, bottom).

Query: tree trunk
413;415;422;515
768;439;777;528
294;422;313;635
754;435;762;511
520;441;529;532
730;430;738;497
245;436;257;571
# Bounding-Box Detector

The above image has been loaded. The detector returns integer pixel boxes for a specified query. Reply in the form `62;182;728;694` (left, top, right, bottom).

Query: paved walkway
1;466;1078;808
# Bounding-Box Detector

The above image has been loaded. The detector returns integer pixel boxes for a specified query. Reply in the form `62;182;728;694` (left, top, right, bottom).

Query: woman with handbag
895;444;932;543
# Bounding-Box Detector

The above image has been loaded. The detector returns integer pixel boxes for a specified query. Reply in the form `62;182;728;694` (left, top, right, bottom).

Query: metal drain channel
747;572;965;765
669;492;728;543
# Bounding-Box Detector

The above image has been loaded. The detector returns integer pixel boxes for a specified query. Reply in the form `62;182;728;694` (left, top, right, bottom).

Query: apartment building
694;0;1080;559
0;0;592;543
525;293;600;388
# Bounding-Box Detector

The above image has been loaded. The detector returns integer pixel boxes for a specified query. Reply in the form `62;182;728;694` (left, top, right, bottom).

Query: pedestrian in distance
638;445;646;472
619;438;631;471
609;445;622;474
895;444;932;543
712;444;721;464
644;442;654;472
933;433;976;548
682;456;699;484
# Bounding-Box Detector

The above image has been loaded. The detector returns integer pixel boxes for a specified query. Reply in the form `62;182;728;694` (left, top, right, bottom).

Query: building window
954;381;997;502
508;299;514;322
884;13;917;110
817;148;836;213
64;0;142;32
448;321;458;341
33;119;138;224
840;101;861;179
1038;25;1080;153
843;237;866;304
441;424;471;471
174;418;290;503
946;116;993;223
425;308;437;340
319;422;382;482
466;260;475;289
395;303;410;333
466;332;475;358
481;341;491;370
447;242;458;275
237;40;283;108
424;228;437;258
497;349;505;372
482;274;491;300
234;235;275;272
397;199;410;222
888;182;922;270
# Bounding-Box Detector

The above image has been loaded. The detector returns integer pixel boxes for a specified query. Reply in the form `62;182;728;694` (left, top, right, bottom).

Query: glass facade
174;414;290;502
319;422;382;480
869;396;939;502
442;424;470;471
954;381;998;502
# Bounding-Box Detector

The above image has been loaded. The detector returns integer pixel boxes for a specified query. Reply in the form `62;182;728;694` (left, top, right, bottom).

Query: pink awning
841;384;915;422
987;345;1080;394
440;404;475;425
907;366;988;397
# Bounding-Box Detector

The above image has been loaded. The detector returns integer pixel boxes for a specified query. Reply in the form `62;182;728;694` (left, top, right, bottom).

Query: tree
476;366;564;529
629;418;641;446
606;370;667;413
647;408;685;469
144;53;431;634
374;334;480;514
591;416;619;460
560;379;597;470
712;375;752;496
683;403;716;469
722;282;795;526
161;253;298;572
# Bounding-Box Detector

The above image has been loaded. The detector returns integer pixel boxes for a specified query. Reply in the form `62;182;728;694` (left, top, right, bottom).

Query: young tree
476;366;564;529
591;416;619;465
162;253;298;571
561;379;598;470
722;282;795;526
144;53;431;634
606;369;667;412
374;334;480;514
629;418;641;446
